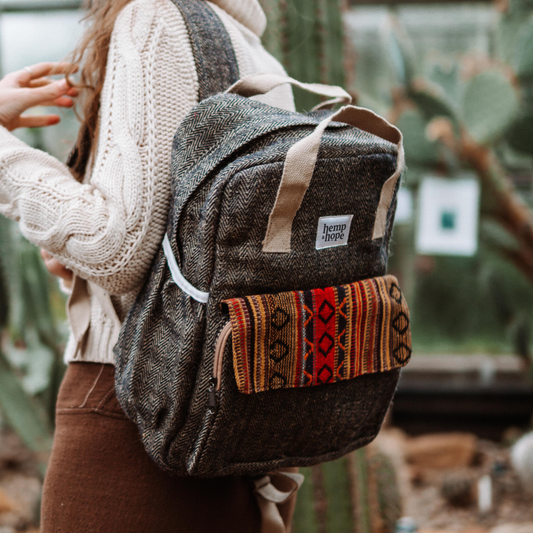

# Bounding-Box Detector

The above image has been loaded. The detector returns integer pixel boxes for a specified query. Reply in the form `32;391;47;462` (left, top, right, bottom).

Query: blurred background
0;0;532;532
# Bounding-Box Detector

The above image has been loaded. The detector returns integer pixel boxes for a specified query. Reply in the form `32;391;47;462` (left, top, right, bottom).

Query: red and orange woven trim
223;275;411;394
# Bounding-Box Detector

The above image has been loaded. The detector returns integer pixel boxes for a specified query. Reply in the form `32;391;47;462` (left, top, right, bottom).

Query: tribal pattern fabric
224;275;411;394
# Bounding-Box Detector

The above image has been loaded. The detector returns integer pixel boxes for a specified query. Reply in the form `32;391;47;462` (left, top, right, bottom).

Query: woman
0;0;295;531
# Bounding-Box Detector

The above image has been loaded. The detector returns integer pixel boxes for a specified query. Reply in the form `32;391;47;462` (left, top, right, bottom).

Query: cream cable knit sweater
0;0;295;364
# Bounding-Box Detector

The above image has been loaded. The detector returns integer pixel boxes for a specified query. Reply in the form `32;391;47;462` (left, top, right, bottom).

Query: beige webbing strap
67;276;122;356
67;275;91;357
89;282;122;346
262;105;404;253
253;471;304;533
226;73;352;105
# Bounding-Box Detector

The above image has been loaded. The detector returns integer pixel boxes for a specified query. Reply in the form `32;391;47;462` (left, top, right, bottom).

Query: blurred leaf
521;78;533;104
496;10;529;64
356;93;390;119
515;21;533;80
20;241;57;341
387;17;417;87
4;333;54;396
0;257;9;330
0;349;53;456
506;112;533;154
510;315;531;359
428;62;462;104
480;218;521;251
396;109;440;166
461;70;520;144
408;87;459;133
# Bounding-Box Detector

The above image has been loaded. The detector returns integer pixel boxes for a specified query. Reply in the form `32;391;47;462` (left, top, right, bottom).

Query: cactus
0;216;66;463
440;473;475;507
293;448;402;533
461;70;519;145
260;0;346;110
380;3;533;293
0;349;53;473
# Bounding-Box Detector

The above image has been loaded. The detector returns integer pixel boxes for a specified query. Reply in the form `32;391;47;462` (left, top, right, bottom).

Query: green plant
363;0;533;358
384;0;533;284
0;216;67;472
260;0;347;110
293;448;401;533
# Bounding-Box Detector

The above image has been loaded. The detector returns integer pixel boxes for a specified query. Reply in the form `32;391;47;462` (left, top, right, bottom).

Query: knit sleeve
0;0;198;294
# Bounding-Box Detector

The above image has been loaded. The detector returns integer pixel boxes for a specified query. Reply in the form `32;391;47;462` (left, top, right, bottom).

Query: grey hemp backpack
114;0;412;483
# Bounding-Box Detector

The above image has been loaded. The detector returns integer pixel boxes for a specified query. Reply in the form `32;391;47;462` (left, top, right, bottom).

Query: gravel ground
0;428;42;533
1;424;533;533
375;428;533;532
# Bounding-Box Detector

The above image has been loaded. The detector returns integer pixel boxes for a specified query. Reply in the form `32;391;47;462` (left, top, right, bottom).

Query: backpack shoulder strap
169;0;240;100
68;0;239;174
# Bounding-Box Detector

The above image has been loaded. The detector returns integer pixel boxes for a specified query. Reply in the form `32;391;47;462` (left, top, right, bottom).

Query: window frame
0;1;82;12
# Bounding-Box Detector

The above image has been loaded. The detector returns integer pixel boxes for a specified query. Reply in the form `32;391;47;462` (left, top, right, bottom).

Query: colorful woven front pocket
223;275;411;394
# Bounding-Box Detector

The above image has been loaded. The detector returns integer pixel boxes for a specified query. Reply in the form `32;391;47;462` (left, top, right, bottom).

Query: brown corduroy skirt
41;362;296;533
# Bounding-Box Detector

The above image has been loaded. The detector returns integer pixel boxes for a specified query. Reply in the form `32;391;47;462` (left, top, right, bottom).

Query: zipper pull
208;377;218;412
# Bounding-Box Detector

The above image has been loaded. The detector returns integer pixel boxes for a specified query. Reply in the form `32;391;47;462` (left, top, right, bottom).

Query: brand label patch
316;215;354;250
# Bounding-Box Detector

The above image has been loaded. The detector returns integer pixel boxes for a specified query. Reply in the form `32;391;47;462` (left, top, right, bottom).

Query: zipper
208;321;232;412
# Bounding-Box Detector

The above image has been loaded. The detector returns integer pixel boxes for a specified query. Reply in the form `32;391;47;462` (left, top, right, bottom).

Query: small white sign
316;215;354;250
416;175;480;257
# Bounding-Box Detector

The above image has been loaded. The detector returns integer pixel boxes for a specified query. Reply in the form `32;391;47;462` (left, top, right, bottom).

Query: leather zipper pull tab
208;377;218;412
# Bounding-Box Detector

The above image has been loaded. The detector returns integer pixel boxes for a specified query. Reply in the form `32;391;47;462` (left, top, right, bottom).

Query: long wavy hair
67;0;134;180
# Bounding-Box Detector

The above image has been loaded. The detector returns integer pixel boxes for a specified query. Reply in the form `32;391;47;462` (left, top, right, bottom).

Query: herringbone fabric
114;87;405;475
169;0;239;100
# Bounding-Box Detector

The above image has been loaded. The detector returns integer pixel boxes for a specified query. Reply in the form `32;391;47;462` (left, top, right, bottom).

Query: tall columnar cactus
260;0;347;110
292;448;402;533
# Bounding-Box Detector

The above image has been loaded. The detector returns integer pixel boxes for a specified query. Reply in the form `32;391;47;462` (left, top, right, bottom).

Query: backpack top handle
227;74;404;253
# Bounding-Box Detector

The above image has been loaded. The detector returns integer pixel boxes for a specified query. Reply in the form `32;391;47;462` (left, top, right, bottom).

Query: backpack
113;0;411;480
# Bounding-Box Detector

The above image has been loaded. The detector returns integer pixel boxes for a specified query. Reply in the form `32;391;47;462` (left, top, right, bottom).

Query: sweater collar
210;0;267;37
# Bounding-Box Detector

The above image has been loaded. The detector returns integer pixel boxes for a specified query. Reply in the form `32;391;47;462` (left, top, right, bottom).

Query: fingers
38;95;77;108
22;79;74;109
15;115;61;129
51;95;76;107
18;62;78;82
28;77;78;93
27;77;51;88
27;79;78;106
40;249;73;282
0;62;78;89
27;77;79;95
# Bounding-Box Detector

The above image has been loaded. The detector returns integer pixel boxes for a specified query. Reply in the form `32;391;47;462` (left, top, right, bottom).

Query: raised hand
0;62;78;131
